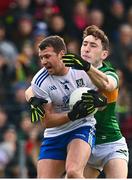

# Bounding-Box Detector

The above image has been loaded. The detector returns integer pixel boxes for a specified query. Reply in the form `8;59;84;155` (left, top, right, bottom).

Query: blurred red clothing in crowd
0;0;15;16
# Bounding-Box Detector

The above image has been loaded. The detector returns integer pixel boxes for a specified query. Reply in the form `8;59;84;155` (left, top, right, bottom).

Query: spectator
89;8;104;28
105;0;126;42
116;69;131;122
110;24;132;69
6;82;29;127
0;125;18;178
18;112;34;141
66;38;80;55
0;107;8;142
48;13;69;40
69;0;90;42
15;41;35;82
13;13;34;52
0;23;18;68
126;7;132;27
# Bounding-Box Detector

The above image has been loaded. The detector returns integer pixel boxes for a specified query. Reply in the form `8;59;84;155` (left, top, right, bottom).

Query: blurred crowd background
0;0;132;178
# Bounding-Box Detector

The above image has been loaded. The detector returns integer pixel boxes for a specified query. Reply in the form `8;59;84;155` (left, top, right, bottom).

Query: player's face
38;46;67;75
81;35;108;67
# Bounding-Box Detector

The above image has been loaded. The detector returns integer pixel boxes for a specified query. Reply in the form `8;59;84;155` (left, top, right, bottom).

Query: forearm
87;65;113;91
25;86;35;101
44;112;70;128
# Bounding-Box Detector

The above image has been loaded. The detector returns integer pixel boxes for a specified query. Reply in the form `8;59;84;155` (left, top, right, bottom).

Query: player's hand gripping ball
68;87;107;121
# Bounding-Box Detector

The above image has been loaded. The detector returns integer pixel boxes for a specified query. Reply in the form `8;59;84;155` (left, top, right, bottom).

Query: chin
47;69;53;75
82;56;91;62
85;59;91;63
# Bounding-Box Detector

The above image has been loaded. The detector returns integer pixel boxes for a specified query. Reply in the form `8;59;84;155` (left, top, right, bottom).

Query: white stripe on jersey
31;67;97;137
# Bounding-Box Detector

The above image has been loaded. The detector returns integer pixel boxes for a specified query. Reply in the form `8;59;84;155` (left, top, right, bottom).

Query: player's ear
59;50;65;60
60;50;65;56
101;50;109;60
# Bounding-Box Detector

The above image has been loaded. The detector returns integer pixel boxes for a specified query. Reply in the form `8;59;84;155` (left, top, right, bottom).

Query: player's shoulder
99;60;116;73
70;67;91;82
32;67;49;87
70;67;87;75
99;61;119;85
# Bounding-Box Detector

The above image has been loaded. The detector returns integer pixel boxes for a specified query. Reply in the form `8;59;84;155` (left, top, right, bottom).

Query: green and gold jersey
95;61;122;144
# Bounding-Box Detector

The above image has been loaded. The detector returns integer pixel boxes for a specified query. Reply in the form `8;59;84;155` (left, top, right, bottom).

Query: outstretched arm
86;65;116;91
62;54;117;91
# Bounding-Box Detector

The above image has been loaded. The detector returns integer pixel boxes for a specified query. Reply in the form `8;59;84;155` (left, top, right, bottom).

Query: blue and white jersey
31;67;97;138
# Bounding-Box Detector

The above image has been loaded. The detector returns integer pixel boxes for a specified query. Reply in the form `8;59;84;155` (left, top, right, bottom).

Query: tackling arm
62;53;117;92
87;65;117;91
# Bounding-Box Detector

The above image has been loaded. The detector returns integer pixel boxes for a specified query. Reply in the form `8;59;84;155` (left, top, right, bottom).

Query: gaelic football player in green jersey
62;25;129;178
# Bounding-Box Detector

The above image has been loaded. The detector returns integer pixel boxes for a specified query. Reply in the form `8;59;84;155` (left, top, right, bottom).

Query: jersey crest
76;78;85;88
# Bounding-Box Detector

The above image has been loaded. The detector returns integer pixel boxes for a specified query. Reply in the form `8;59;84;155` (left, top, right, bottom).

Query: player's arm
25;87;90;126
43;101;93;128
43;91;107;128
25;86;82;126
43;103;69;128
25;86;48;123
25;86;35;101
86;66;117;91
25;86;107;127
62;54;117;91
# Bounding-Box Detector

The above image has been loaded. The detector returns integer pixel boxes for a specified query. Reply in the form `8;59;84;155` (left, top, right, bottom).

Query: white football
69;87;98;115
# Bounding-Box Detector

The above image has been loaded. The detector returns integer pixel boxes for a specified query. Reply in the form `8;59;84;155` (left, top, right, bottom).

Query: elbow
44;122;53;128
102;83;110;91
44;114;51;128
97;82;108;91
102;77;117;92
25;89;29;101
102;83;115;92
43;121;49;128
43;118;53;128
25;87;34;101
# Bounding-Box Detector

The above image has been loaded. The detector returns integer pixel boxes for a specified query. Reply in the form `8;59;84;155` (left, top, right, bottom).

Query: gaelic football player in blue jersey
25;35;107;178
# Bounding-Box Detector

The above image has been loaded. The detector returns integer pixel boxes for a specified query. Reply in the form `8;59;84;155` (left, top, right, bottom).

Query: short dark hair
39;35;67;54
83;25;109;51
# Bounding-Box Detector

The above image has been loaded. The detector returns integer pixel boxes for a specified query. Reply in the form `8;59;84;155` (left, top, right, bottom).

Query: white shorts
88;137;129;171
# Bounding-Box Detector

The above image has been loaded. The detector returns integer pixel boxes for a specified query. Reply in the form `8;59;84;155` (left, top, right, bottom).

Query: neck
93;61;103;68
56;67;69;76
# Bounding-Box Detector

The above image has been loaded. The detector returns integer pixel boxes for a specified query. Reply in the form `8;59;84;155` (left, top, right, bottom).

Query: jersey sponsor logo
76;78;85;88
62;95;69;110
49;85;57;90
60;80;70;90
56;95;69;111
62;95;69;106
